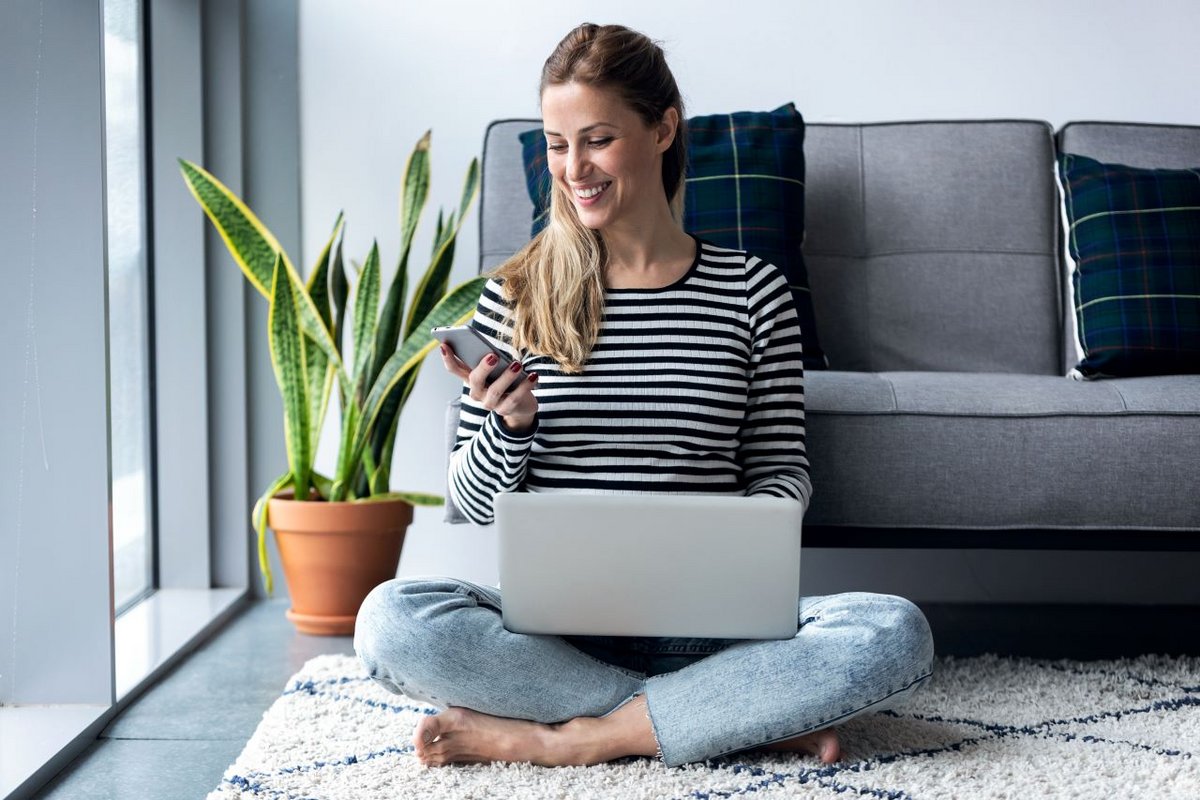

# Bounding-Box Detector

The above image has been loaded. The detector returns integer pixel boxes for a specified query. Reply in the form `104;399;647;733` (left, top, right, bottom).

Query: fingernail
529;373;539;383
439;344;448;355
486;354;497;366
508;361;520;372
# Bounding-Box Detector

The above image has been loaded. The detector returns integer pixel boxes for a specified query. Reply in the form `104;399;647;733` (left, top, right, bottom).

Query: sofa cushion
802;121;1061;374
1055;122;1200;376
446;371;1200;529
515;103;828;371
519;130;553;233
1055;153;1200;379
802;371;1200;531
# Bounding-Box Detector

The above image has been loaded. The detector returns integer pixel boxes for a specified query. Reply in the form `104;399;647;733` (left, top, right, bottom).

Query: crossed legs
354;577;933;769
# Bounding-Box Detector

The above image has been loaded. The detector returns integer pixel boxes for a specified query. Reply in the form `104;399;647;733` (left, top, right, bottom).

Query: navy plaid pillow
517;103;828;371
1057;153;1200;379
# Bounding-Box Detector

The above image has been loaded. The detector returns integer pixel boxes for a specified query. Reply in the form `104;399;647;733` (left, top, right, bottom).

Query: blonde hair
490;22;688;373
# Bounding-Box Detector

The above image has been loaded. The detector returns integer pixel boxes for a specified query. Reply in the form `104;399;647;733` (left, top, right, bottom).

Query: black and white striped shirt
448;234;811;525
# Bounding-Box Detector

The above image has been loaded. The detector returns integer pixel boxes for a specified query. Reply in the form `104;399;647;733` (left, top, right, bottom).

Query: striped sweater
448;234;812;525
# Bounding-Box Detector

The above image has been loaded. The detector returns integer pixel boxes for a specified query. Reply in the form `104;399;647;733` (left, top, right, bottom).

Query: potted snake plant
180;131;488;635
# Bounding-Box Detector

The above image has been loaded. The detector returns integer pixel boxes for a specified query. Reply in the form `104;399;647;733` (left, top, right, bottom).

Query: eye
547;143;566;153
589;137;613;147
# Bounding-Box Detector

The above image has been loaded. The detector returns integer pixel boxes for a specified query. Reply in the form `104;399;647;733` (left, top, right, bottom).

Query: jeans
353;576;935;768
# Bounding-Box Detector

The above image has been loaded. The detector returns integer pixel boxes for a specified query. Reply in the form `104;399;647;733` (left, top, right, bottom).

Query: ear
655;107;680;153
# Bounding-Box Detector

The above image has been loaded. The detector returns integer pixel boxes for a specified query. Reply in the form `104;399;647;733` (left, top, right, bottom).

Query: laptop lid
495;492;803;639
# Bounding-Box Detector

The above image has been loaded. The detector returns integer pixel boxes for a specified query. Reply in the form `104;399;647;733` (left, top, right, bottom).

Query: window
1;0;263;791
104;0;156;615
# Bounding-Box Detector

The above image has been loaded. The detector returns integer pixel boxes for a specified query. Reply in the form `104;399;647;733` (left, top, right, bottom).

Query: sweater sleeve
737;257;813;512
446;278;538;525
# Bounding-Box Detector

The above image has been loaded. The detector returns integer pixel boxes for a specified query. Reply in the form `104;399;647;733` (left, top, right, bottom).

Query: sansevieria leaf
453;154;478;236
328;231;348;352
399;130;431;259
437;210;457;254
357;491;444;506
308;212;343;335
432;209;445;255
179;158;284;298
404;157;480;340
364;365;416;496
350;276;489;472
359;156;481;489
352;241;381;406
370;411;402;496
330;234;349;409
248;468;331;595
330;394;362;502
179;158;350;392
366;130;431;393
268;254;312;502
369;251;407;401
304;213;344;463
367;273;486;452
251;472;292;596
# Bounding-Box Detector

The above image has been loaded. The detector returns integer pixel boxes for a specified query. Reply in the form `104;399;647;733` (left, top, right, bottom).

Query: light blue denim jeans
353;576;935;767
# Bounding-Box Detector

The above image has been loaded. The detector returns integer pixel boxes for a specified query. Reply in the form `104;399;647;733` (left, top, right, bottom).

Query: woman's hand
439;343;539;434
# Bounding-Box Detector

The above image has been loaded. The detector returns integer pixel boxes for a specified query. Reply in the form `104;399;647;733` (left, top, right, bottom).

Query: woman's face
541;82;676;232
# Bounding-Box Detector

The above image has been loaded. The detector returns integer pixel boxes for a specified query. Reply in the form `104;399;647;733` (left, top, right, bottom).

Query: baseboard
918;602;1200;659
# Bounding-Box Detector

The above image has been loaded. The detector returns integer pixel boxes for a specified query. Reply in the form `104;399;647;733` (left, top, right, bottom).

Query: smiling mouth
574;181;612;199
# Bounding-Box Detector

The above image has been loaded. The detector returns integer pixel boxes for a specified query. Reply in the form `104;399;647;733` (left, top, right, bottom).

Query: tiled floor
27;598;1200;799
31;599;353;800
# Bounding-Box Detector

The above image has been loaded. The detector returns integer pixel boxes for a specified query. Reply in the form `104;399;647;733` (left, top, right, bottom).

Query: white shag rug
207;652;1200;799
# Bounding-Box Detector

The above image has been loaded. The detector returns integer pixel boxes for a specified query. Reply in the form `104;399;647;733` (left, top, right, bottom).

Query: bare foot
412;707;573;768
757;726;841;764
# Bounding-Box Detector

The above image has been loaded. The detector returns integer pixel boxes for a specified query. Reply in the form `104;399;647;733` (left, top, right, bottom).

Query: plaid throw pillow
517;102;827;371
1056;154;1200;379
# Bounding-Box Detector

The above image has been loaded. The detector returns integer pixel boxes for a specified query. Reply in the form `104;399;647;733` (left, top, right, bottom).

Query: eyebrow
542;123;616;137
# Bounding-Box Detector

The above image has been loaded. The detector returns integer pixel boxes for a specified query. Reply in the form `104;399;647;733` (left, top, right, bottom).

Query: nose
566;145;590;183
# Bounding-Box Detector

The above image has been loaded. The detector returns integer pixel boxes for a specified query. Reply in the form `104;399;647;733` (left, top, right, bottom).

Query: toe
413;715;443;756
821;732;841;764
417;738;446;767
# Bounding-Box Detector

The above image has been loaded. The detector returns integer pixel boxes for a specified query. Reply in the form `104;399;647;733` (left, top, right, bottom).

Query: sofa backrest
803;121;1061;374
1058;122;1200;168
480;119;542;274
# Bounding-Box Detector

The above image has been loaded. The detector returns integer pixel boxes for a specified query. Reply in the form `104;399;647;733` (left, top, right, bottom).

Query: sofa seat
803;371;1200;532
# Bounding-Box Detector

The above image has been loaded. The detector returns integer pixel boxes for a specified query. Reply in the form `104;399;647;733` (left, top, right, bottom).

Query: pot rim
267;487;415;533
269;488;416;507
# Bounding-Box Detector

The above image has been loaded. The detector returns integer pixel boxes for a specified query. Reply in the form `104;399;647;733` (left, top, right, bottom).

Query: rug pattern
206;652;1200;799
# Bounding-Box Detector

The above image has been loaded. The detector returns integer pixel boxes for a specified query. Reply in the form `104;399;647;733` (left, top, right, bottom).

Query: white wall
297;0;1200;602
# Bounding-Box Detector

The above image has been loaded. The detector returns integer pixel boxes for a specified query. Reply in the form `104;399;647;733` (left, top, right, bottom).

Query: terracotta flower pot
267;489;413;636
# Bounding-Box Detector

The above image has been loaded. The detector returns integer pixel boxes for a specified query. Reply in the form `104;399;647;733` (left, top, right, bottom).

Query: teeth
575;181;611;199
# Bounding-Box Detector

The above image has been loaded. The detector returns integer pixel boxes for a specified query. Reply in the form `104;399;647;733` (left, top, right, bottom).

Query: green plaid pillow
1056;154;1200;379
518;102;828;371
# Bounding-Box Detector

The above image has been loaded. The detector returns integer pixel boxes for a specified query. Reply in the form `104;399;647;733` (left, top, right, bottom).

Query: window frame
105;0;158;619
1;0;301;795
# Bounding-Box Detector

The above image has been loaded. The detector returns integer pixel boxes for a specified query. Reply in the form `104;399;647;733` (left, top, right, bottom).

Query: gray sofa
445;118;1200;549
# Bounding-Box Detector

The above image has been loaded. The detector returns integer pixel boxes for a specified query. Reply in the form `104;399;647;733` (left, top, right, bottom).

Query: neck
600;205;691;274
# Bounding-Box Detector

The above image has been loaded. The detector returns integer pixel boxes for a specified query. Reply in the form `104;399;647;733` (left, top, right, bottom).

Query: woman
354;22;935;770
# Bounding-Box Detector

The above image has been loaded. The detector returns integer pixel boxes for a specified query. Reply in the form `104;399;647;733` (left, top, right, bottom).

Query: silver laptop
495;492;803;639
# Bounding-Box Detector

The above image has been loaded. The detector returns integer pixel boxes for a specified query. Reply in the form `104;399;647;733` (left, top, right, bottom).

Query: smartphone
431;324;528;388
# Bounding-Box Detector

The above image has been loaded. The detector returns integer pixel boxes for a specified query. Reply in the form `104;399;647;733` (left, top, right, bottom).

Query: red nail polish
529;373;539;383
486;354;497;366
508;361;520;372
